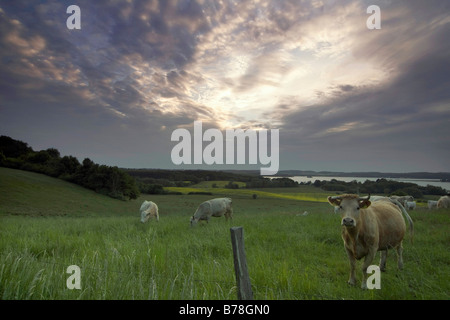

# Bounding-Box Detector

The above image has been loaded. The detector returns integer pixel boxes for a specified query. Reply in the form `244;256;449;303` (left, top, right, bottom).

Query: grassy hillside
0;167;138;217
1;167;449;300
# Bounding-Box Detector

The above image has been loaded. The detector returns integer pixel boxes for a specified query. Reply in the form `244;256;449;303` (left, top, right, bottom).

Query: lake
281;176;449;191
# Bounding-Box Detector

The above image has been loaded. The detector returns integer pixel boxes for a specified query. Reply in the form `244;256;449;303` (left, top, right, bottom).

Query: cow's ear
359;199;371;209
328;196;341;206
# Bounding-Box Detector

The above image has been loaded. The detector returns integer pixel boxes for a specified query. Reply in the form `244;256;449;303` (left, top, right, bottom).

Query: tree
46;148;61;158
422;185;447;196
0;135;33;158
226;181;239;189
26;151;51;164
61;156;80;174
313;180;322;187
82;158;95;168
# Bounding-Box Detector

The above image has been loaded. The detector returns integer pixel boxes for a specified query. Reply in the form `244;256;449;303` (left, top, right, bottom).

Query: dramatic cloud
0;0;449;172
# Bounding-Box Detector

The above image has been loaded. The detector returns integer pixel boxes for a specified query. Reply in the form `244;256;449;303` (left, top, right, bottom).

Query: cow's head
190;215;198;227
328;194;371;228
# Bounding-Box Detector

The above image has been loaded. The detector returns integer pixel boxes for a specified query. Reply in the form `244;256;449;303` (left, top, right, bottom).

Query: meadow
0;167;449;300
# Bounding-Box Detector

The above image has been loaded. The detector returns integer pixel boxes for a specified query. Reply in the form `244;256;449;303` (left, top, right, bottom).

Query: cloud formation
0;0;449;171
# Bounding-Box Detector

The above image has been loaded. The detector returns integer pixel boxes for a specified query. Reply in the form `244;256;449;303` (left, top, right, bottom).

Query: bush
166;191;183;195
397;187;423;199
188;192;213;195
139;183;164;194
423;185;447;196
225;181;239;189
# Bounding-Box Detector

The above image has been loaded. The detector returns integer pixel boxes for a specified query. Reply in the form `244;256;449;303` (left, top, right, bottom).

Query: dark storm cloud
104;0;208;68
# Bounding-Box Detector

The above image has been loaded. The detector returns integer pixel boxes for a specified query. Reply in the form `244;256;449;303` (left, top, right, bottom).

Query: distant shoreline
273;175;449;191
123;168;450;181
217;169;450;181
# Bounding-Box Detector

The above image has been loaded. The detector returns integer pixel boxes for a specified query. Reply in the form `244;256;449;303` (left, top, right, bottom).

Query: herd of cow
332;195;450;212
139;197;233;226
139;194;449;289
426;195;450;209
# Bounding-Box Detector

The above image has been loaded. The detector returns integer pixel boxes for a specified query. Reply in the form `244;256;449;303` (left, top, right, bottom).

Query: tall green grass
1;167;449;299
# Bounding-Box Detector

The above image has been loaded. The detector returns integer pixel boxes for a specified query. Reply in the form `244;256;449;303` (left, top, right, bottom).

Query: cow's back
140;200;153;212
437;196;450;208
209;198;227;217
194;201;212;219
370;201;406;250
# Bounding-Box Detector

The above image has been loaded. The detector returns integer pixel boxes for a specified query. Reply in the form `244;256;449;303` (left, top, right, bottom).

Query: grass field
0;167;449;300
165;185;330;202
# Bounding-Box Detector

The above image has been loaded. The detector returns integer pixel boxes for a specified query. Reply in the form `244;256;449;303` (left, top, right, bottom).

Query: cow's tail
390;199;414;244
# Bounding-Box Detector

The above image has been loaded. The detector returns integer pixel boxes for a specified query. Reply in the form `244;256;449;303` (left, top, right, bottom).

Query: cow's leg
380;250;387;272
396;242;404;270
361;247;377;289
345;247;357;286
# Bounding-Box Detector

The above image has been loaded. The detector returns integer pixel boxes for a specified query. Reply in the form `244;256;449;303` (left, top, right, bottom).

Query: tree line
3;135;444;199
0;136;139;200
244;177;299;188
310;178;447;198
125;168;256;184
125;169;300;192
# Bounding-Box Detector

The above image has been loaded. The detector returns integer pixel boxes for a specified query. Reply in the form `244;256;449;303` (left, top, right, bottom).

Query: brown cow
328;194;413;289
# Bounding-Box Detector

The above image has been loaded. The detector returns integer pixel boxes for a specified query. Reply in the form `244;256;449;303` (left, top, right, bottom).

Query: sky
1;0;449;173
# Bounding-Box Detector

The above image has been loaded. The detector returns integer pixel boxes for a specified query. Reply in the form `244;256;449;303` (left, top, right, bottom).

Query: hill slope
0;167;137;217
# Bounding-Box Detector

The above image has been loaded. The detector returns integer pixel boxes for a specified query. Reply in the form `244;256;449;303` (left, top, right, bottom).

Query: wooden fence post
230;227;253;300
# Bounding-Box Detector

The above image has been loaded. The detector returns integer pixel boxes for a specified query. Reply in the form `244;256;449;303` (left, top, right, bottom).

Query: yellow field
165;185;330;202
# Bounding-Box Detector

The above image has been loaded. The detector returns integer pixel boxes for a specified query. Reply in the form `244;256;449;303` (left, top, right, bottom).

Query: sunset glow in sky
1;0;449;172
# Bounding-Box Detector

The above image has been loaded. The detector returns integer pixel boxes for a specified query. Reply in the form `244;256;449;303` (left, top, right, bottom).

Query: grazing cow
140;200;159;223
328;194;414;289
437;195;450;209
390;195;414;207
427;200;438;209
368;196;412;226
190;197;233;226
404;201;416;210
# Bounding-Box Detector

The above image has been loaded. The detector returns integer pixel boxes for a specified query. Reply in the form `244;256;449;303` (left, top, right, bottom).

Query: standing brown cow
328;194;413;289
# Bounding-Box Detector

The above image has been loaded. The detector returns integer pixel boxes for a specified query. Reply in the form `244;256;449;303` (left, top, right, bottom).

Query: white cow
190;198;233;226
427;200;438;209
437;195;450;209
140;200;159;223
390;195;414;207
404;201;416;210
